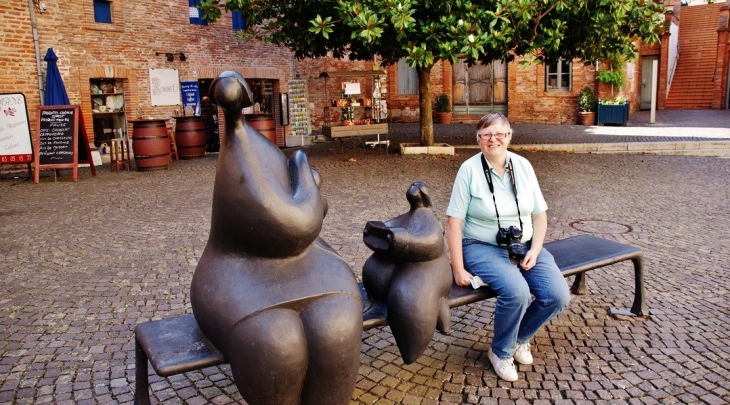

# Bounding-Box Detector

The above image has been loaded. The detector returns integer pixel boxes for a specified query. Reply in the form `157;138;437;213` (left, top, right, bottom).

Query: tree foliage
201;0;666;145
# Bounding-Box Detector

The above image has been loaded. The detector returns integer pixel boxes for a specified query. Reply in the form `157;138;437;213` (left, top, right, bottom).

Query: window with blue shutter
232;11;247;30
189;0;208;25
93;0;112;24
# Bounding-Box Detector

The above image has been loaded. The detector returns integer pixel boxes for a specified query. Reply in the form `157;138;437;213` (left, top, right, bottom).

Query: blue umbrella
43;48;70;106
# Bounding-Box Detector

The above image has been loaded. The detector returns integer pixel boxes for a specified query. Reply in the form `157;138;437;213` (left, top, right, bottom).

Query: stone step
504;141;730;158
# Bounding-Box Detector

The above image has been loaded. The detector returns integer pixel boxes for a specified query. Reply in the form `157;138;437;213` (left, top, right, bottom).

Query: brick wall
1;0;296;157
296;57;450;128
507;57;600;125
0;2;46;127
1;0;678;162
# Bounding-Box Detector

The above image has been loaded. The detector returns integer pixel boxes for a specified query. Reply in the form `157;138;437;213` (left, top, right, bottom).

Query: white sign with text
0;93;33;164
149;68;181;106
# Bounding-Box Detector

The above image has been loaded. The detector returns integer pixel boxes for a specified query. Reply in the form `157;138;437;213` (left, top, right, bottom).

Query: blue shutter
189;0;208;25
232;11;247;30
93;0;112;24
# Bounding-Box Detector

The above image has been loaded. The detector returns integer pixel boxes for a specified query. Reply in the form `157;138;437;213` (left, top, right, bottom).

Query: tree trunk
417;66;433;146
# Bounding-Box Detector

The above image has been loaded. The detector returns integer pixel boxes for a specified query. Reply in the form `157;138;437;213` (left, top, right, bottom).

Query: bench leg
610;255;648;317
570;273;587;295
135;338;151;405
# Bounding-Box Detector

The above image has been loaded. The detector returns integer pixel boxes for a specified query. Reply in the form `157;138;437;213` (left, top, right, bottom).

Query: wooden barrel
246;114;277;144
132;119;170;171
175;116;206;159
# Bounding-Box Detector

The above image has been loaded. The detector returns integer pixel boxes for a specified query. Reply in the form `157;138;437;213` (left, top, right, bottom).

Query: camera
496;226;525;264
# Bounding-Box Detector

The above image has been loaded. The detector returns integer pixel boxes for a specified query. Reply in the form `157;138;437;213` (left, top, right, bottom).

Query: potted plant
577;86;597;126
434;93;452;124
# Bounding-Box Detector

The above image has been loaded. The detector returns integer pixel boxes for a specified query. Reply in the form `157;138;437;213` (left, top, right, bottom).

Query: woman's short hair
475;113;511;142
476;112;510;131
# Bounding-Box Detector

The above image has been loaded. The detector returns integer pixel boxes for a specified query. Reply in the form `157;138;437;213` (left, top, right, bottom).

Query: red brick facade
2;1;295;149
3;0;722;160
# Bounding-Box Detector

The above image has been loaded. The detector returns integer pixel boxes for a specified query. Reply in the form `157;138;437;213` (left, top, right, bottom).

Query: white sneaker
514;342;533;365
488;349;518;382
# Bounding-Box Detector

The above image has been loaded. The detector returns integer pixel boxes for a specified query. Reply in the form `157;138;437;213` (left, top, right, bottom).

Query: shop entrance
244;79;277;144
198;79;220;152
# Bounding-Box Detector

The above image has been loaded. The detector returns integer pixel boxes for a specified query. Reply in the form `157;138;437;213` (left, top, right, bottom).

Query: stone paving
1;112;730;404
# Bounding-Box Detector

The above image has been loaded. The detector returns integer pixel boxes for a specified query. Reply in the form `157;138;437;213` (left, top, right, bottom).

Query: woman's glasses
477;132;511;140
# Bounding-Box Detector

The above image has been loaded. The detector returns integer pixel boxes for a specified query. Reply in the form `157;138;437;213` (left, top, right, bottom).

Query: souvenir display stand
286;78;311;147
319;70;389;148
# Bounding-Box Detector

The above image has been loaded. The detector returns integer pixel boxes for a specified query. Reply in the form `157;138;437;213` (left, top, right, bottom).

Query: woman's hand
452;267;473;287
519;249;539;271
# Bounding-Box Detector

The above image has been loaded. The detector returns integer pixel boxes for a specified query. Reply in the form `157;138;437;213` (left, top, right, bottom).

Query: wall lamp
156;52;187;62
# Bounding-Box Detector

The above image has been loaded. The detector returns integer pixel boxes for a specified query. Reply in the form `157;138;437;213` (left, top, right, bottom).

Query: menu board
0;93;33;164
38;106;76;165
34;105;79;183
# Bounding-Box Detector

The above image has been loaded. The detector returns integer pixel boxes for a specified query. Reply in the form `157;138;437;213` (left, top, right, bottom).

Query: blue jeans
462;238;570;360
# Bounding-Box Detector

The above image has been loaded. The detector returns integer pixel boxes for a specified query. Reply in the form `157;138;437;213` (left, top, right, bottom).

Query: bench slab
134;234;645;404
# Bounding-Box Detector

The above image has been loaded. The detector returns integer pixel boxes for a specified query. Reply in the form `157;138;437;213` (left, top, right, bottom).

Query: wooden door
452;59;507;115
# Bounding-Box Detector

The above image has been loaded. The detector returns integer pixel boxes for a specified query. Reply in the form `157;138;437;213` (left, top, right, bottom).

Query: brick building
1;0;296;153
1;0;726;160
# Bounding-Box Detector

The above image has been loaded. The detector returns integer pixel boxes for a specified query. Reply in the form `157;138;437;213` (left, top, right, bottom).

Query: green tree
200;0;665;146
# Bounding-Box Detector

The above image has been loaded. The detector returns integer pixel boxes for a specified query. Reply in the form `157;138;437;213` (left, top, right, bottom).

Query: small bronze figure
362;182;452;364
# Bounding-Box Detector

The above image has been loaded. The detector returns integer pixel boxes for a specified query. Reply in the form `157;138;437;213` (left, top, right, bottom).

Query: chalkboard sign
34;105;79;183
38;106;76;165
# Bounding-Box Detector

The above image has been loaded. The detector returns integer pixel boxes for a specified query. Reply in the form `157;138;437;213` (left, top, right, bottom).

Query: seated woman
446;112;571;382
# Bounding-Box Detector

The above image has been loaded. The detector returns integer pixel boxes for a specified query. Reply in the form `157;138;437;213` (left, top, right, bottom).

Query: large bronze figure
190;71;363;405
362;182;453;364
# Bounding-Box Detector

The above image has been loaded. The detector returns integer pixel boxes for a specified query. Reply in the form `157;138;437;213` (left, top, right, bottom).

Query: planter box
322;123;388;138
285;135;312;147
597;101;629;126
400;143;454;155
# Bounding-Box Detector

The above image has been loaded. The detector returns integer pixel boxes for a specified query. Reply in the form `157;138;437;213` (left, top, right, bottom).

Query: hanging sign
180;81;201;115
149;68;181;106
0;93;34;165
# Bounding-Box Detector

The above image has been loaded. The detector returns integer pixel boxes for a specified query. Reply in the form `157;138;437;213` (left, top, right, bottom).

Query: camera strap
480;154;523;231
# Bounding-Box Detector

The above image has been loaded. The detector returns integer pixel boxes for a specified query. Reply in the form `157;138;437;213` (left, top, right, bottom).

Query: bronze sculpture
362;182;453;364
190;71;363;405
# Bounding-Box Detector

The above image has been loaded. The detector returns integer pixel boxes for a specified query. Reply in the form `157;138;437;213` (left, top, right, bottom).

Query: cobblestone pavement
1;113;730;404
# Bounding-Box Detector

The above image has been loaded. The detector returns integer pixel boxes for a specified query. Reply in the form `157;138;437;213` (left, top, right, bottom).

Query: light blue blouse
446;151;548;245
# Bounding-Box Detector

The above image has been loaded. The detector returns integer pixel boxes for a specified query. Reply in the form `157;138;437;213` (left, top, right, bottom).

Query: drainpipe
726;52;730;109
28;0;45;104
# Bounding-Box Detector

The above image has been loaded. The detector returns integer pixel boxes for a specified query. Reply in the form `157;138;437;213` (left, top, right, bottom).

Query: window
93;0;112;23
232;11;247;30
189;0;208;25
397;58;418;95
545;59;572;92
84;0;123;32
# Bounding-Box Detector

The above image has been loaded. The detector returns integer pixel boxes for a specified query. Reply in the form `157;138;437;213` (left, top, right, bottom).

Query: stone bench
134;234;645;404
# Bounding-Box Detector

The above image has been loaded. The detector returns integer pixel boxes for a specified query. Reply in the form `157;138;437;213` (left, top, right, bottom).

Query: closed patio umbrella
41;48;96;177
43;48;70;106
